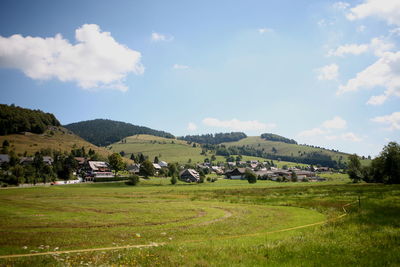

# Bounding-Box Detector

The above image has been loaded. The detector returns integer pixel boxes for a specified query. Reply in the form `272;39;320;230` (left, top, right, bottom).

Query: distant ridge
64;119;175;147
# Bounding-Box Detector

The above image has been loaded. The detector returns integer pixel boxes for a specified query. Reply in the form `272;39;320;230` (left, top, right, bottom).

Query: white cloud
317;64;339;80
370;37;395;57
258;28;273;34
328;44;369;57
332;2;350;10
173;64;189;70
151;32;173;42
341;132;362;142
202;118;276;131
298;128;326;137
337;51;400;105
327;37;393;57
322;116;347;129
371;111;400;130
187;122;197;131
346;0;400;26
0;24;144;91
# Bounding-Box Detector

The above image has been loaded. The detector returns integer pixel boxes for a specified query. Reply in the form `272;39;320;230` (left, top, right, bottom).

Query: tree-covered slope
0;104;60;135
64;119;175;147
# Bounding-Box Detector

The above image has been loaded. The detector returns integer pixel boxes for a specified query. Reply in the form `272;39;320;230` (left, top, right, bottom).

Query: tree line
260;133;297;144
64;119;175;147
178;132;247;145
0;104;60;135
348;142;400;184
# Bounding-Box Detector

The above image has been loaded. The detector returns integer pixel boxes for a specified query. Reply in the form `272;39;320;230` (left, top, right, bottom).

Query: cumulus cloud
322;116;347;129
187;122;197;131
371;111;400;130
258;28;274;34
346;0;400;26
151;32;173;42
317;64;339;80
327;37;394;57
202;118;276;131
341;132;362;142
173;64;189;70
298;116;349;139
328;44;369;57
0;24;144;91
337;51;400;105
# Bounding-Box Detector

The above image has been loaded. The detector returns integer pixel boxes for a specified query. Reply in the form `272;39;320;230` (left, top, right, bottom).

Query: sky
0;0;399;157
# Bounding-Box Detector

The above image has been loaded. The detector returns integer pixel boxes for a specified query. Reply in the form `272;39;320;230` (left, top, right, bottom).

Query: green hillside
108;134;311;167
223;136;350;167
108;134;224;164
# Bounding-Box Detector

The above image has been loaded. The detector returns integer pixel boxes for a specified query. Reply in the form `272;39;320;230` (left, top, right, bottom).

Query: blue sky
0;0;399;157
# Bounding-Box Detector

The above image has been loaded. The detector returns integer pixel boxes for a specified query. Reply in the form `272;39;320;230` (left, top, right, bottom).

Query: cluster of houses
0;153;329;183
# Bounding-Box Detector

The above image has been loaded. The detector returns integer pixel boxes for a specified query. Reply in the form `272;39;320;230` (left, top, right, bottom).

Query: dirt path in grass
0;201;357;259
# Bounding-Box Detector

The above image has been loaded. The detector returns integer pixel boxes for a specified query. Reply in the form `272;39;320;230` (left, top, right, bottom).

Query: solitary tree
290;171;298;182
245;169;257;184
108;153;125;177
347;154;362;183
168;163;179;177
140;160;155;178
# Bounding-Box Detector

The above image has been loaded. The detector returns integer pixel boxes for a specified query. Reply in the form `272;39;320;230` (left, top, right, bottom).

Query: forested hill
261;133;297;144
178;132;247;144
64;119;175;147
0;104;60;135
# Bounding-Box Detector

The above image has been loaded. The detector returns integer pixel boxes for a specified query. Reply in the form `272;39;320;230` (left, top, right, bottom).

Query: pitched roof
88;161;109;171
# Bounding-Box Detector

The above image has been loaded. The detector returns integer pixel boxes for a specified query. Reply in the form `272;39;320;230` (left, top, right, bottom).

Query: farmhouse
158;161;168;168
153;163;161;170
225;168;247;179
127;163;140;174
20;156;53;165
179;169;200;182
85;161;113;180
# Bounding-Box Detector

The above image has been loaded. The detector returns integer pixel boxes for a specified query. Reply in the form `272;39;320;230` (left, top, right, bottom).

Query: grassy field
108;135;285;165
0;127;113;159
0;178;399;266
223;136;351;162
108;134;311;167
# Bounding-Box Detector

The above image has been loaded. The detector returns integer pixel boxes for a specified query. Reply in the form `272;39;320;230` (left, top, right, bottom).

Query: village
0;152;329;185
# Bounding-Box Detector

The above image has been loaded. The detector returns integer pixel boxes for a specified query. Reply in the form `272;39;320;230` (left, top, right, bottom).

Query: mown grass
0;180;399;266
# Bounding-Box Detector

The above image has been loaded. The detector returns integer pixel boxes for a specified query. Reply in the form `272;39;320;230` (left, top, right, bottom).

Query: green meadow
0;177;399;266
107;134;312;167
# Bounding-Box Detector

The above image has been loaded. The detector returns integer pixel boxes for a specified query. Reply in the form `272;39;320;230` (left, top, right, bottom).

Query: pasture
0;179;399;266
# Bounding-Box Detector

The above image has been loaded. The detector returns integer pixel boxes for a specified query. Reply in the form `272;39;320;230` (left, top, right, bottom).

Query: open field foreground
0;180;399;266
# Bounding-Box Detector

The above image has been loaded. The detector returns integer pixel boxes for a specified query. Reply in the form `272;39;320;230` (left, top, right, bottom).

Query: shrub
170;175;177;185
126;175;140;186
245;169;257;184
